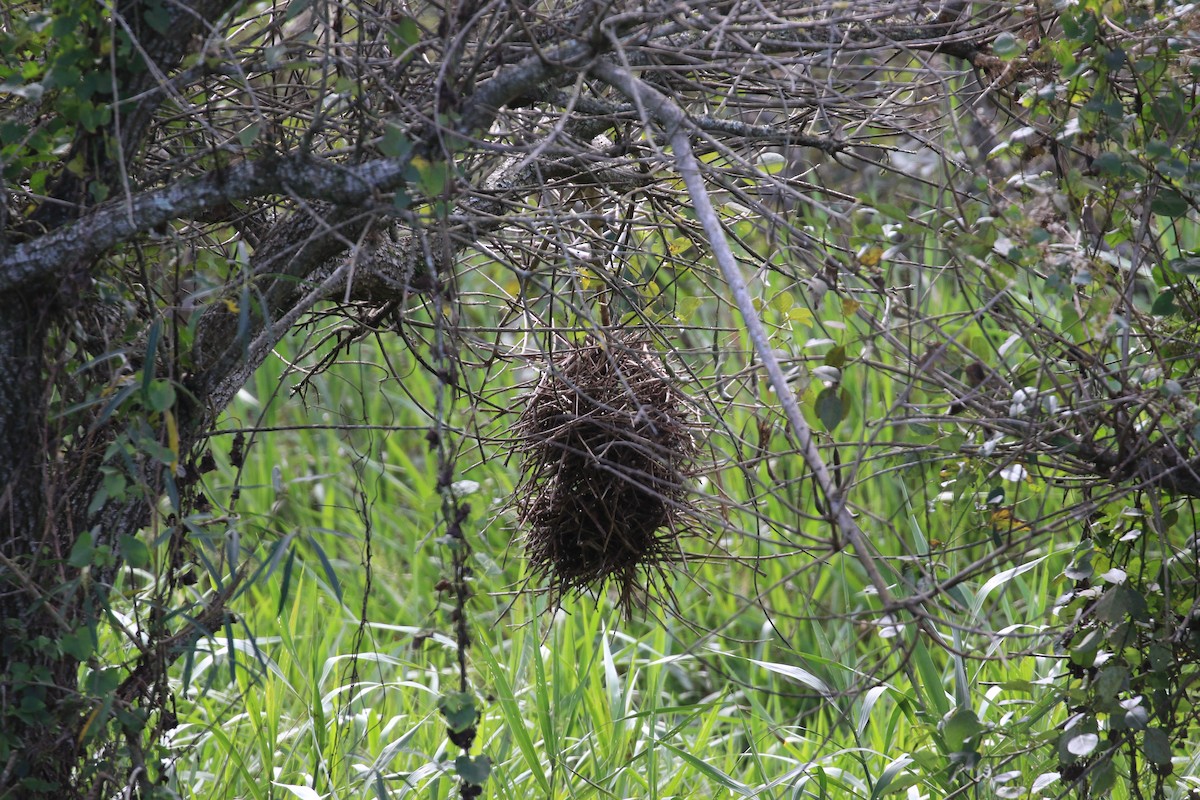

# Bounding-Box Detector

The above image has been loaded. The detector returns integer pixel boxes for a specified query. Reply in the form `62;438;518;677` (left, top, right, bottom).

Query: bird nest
511;334;698;614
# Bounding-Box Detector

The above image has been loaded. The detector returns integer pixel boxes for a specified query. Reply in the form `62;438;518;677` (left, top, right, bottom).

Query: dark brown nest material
512;334;698;614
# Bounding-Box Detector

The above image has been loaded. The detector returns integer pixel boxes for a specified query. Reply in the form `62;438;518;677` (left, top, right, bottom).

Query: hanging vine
427;239;489;799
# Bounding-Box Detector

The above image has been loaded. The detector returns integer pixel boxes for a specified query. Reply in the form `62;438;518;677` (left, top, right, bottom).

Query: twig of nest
511;333;698;615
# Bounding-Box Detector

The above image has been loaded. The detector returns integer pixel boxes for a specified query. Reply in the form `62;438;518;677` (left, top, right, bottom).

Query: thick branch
3;32;602;293
1;154;413;293
458;39;596;135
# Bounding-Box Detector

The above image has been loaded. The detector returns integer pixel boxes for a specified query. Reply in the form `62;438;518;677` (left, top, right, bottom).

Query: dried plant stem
590;58;897;611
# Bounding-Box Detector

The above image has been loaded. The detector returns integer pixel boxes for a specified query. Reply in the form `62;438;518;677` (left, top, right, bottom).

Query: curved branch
1;154;414;292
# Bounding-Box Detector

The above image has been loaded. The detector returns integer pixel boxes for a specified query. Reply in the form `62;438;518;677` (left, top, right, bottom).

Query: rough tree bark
2;0;237;788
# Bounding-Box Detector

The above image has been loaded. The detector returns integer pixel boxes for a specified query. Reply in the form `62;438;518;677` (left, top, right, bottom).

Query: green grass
155;234;1192;800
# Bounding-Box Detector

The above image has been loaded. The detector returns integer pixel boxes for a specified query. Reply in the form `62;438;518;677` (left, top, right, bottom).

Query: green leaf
145;380;176;412
455;754;491;785
84;666;122;696
1093;665;1128;700
136;437;176;465
238;122;261;147
815;387;845;431
61;626;96;660
1167;256;1200;275
283;0;312;22
1069;629;1103;667
1149;644;1173;674
277;547;297;617
392;15;421;48
1092;152;1124;176
438;691;477;733
103;468;126;500
414;158;450;197
911;636;950;717
1151;95;1187;134
750;658;832;697
970;554;1051;622
869;755;915;800
474;643;552;796
144;1;171;34
1092;760;1116;794
69;531;96;568
770;290;794;312
992;32;1026;60
1151;290;1179;316
142;320;160;393
308;535;342;602
1064;549;1094;581
824;344;847;368
757;152;787;175
1095;584;1148;624
88;180;108;203
1143;727;1172;765
119;534;151;569
1151;189;1188;217
942;708;983;751
654;739;756;798
380;124;412;159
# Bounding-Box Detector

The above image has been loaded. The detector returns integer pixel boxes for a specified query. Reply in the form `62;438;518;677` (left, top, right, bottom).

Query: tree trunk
0;290;86;796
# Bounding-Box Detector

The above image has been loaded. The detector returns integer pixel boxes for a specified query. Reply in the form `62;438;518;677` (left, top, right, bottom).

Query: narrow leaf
751;658;832;697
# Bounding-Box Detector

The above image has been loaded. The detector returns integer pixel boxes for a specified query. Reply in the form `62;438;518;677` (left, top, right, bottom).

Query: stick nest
512;335;698;613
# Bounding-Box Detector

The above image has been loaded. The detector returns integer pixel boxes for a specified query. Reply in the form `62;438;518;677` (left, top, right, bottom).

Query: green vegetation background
157;283;1090;800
